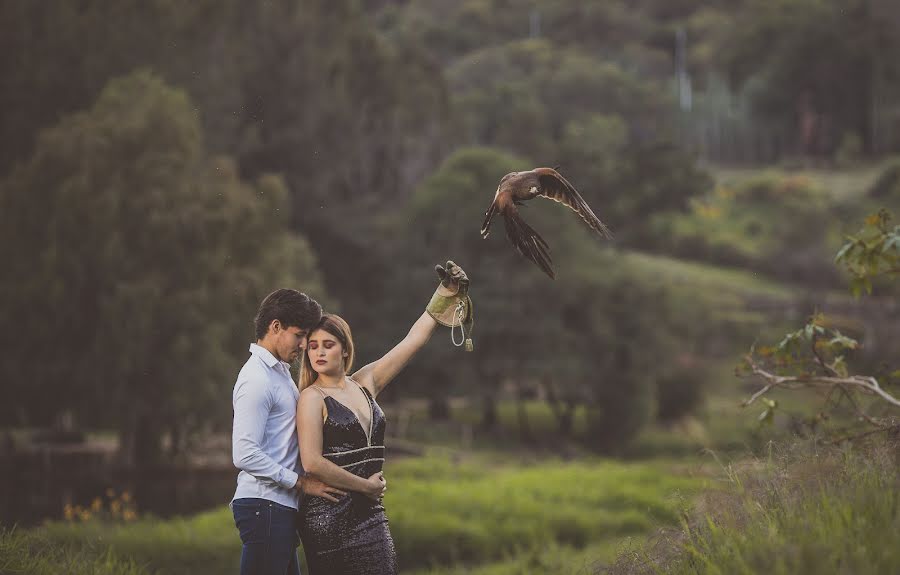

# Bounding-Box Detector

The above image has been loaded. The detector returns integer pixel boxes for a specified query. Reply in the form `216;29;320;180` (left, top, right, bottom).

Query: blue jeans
232;498;301;575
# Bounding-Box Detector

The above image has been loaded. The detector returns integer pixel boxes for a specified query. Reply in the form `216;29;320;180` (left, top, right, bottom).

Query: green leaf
834;241;854;263
882;235;900;253
804;323;814;339
757;402;776;425
828;331;859;350
830;356;848;378
777;329;803;351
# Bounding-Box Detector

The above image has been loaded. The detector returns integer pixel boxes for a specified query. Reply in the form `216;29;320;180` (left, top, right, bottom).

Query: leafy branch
740;211;899;436
834;208;900;296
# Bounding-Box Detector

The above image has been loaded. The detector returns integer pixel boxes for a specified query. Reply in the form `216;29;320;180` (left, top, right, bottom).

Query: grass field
6;454;705;575
0;528;149;575
622;250;797;300
709;161;891;202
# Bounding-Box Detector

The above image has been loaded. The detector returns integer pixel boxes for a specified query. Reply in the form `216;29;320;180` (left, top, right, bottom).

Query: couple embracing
230;262;471;575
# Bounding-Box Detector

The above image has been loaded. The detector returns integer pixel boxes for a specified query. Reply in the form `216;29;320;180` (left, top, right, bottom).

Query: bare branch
741;383;773;407
828;423;900;444
743;355;900;410
809;330;839;377
834;385;885;427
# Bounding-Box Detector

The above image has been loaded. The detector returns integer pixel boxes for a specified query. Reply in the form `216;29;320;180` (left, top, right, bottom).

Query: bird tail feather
504;209;555;279
481;200;499;238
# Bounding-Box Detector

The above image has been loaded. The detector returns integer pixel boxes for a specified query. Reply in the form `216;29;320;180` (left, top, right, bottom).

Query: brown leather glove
426;260;474;351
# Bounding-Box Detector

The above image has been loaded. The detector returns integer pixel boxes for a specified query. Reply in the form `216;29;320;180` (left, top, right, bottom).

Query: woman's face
306;329;345;376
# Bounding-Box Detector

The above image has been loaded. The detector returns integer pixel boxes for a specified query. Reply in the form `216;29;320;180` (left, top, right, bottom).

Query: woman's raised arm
353;261;471;397
353;312;437;396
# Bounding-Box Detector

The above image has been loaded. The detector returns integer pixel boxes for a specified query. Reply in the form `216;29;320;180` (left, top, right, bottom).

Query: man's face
273;323;309;363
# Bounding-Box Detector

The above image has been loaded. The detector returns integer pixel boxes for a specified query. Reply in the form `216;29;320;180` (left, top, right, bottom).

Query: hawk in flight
480;168;612;279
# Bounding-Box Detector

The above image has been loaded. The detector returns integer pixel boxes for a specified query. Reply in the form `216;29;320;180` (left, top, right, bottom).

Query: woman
295;261;470;574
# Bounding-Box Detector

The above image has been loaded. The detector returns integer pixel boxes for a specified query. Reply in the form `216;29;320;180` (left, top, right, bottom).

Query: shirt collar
249;343;286;370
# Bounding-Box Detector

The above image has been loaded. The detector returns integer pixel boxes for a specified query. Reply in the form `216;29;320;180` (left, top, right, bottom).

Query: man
231;289;346;575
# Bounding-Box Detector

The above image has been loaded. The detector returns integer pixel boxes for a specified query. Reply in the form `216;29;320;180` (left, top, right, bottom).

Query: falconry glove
426;260;474;351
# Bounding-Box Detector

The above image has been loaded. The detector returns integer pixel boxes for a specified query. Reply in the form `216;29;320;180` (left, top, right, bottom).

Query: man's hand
298;476;347;503
363;471;387;502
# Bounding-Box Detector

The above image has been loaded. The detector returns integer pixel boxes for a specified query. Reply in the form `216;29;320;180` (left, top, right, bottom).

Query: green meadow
3;454;704;575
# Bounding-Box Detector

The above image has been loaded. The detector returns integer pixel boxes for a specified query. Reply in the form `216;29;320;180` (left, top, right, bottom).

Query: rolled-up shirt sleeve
232;376;299;490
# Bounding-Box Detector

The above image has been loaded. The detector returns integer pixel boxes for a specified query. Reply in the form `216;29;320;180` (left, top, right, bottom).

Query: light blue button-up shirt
231;343;303;510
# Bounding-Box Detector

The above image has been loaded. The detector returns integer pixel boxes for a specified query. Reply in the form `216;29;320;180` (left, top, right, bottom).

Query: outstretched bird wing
533;168;613;239
501;200;555;279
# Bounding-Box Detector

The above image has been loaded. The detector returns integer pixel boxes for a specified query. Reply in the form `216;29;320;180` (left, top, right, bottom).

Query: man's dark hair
254;289;322;340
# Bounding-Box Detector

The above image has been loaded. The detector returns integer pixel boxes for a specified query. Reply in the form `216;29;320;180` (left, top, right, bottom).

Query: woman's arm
297;390;386;498
352;311;437;397
354;261;470;397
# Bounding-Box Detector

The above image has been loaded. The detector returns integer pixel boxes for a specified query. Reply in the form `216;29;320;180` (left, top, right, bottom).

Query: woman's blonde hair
299;313;355;391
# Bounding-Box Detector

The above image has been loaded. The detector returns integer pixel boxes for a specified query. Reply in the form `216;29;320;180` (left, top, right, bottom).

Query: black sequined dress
298;381;397;574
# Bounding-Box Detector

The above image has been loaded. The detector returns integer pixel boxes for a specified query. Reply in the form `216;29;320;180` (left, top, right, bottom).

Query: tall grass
0;527;149;575
36;507;241;575
605;439;900;574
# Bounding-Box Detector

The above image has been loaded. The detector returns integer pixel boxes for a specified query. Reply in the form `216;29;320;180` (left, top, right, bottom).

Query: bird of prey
480;168;612;279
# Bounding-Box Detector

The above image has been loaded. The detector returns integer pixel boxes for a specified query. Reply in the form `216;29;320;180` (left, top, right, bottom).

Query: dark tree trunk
542;378;577;437
428;397;451;420
558;400;576;436
119;410;164;469
516;396;532;442
481;395;498;431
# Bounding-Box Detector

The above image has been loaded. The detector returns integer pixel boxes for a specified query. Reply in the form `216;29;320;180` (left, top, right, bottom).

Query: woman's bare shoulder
298;385;326;405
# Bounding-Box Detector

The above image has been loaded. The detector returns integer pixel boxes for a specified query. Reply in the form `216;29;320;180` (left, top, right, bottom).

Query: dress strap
348;377;373;401
310;384;329;398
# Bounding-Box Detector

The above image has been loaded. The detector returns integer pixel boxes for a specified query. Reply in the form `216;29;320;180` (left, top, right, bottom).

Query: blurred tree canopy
0;0;451;347
0;70;325;464
718;0;900;156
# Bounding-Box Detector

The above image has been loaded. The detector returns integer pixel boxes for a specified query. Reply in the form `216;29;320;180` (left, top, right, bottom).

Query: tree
718;0;900;156
227;0;452;352
0;70;326;465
